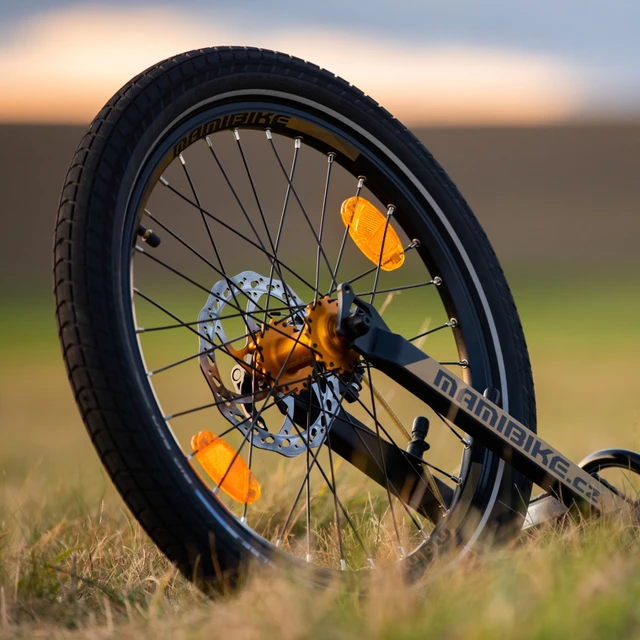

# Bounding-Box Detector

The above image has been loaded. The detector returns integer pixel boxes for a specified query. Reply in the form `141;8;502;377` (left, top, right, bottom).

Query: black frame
335;283;626;515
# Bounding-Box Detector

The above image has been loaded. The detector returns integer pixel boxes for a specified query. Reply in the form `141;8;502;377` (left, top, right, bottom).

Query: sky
0;0;638;125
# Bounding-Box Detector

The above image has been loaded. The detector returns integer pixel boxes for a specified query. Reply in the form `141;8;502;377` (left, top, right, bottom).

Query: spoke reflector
191;431;261;504
341;196;404;271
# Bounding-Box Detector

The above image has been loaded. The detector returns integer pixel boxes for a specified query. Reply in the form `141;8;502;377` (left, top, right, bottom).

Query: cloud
0;6;586;124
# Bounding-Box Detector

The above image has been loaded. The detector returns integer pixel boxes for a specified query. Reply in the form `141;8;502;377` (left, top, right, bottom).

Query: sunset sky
1;1;638;125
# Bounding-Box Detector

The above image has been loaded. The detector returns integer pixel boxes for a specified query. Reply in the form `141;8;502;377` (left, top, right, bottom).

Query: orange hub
227;296;359;393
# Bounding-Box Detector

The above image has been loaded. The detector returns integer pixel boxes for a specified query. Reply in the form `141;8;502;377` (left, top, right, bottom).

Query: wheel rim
121;97;510;574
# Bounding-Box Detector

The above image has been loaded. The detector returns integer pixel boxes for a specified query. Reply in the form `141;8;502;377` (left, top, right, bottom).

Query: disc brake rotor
198;270;342;458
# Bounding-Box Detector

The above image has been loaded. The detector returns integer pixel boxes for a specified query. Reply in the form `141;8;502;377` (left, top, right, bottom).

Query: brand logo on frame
433;369;601;504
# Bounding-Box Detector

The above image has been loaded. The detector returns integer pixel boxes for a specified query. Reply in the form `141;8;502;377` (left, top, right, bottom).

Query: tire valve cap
407;416;430;460
137;224;161;248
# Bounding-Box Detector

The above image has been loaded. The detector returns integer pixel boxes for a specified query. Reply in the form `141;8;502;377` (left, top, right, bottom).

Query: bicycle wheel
54;47;536;588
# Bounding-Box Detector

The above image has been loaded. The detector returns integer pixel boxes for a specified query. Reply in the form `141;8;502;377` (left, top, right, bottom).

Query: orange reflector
191;431;261;504
341;196;404;271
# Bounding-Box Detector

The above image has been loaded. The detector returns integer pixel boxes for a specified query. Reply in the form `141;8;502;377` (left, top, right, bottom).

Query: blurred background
0;0;638;498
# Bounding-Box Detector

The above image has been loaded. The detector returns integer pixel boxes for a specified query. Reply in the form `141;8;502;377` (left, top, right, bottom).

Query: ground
1;265;639;638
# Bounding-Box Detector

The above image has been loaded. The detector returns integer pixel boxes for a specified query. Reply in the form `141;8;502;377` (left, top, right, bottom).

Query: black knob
407;416;430;460
345;311;372;338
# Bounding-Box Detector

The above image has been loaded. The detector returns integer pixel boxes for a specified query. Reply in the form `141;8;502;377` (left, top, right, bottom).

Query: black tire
54;46;536;589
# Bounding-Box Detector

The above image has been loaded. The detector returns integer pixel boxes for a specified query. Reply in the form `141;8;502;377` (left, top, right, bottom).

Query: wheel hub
197;271;358;457
223;295;359;394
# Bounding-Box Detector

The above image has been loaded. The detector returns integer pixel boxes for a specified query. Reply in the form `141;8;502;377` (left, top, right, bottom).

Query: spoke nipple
233;128;241;141
294;137;302;149
357;175;367;185
463;438;471;448
327;152;336;163
306;553;312;563
159;176;169;186
433;276;443;286
386;205;396;217
410;238;421;249
340;559;347;571
275;539;282;548
459;359;469;368
448;318;458;328
265;128;273;140
368;558;376;568
399;546;406;558
453;476;462;485
146;371;153;377
178;153;186;165
205;135;213;148
240;516;247;524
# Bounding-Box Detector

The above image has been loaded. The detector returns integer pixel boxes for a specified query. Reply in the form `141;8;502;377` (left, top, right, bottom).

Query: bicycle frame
335;283;628;521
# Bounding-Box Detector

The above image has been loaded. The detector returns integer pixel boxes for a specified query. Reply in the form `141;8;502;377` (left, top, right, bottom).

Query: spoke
178;152;226;273
435;412;471;448
168;365;337;423
242;365;258;523
324;387;428;539
135;286;282;386
205;135;268;254
282;371;374;567
264;133;301;325
166;388;293;422
274;368;372;562
159;175;316;293
136;303;297;334
420;459;462;485
142;208;265;346
134;288;213;345
148;347;213;377
356;276;441;299
362;375;411;442
329;176;365;296
338;239;421;293
349;382;448;511
439;359;469;368
136;248;320;362
232;129;295;310
409;318;457;343
363;364;405;557
305;407;313;563
266;134;337;292
314;152;335;303
209;317;319;498
147;328;259;377
370;205;394;305
276;405;325;552
135;245;251;317
325;427;346;569
160;158;263;348
143;208;267;315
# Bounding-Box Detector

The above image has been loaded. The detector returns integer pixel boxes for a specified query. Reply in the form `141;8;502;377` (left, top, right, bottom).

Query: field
1;264;639;638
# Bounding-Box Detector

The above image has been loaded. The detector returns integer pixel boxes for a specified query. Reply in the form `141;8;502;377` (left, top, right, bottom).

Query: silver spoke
315;152;335;302
370;205;395;305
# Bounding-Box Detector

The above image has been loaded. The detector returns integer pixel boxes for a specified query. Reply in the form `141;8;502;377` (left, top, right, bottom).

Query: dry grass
1;266;639;638
3;487;640;639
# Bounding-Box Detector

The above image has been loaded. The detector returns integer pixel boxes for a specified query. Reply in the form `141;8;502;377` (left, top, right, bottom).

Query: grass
1;264;639;638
